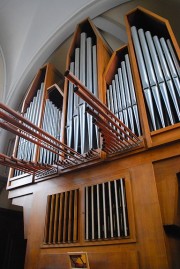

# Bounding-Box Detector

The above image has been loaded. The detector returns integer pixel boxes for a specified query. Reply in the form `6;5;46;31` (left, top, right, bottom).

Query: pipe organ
125;7;180;147
65;19;112;155
14;84;44;176
105;48;142;138
131;26;179;131
9;64;64;179
0;6;179;269
39;90;62;165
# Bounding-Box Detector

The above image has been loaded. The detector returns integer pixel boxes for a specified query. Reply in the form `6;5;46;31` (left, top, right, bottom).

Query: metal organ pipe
14;83;43;176
105;50;142;138
138;28;166;128
131;25;180;130
84;179;129;240
66;31;99;155
131;26;157;131
65;70;141;156
0;101;87;173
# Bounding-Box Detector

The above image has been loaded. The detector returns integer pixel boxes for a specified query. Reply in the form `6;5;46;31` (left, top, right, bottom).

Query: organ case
7;63;63;188
3;6;180;269
63;18;112;156
125;6;180;147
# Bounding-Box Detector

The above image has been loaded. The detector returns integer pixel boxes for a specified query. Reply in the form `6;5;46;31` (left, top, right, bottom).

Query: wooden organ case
1;6;179;269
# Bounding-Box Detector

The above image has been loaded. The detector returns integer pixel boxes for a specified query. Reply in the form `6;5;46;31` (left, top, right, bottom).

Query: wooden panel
154;156;180;226
38;251;139;269
24;186;62;269
130;163;169;269
38;254;68;269
7;174;33;189
151;124;180;147
88;251;139;269
12;193;33;239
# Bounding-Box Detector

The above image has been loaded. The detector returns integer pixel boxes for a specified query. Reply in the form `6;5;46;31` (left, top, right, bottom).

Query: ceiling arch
0;0;130;109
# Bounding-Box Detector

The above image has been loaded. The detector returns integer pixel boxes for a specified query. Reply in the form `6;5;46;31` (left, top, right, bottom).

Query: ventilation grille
44;189;79;244
85;178;129;240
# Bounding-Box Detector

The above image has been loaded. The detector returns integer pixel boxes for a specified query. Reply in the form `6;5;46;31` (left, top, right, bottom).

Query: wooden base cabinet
9;140;179;269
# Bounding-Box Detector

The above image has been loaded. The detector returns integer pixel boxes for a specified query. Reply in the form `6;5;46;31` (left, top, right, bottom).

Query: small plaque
68;252;90;269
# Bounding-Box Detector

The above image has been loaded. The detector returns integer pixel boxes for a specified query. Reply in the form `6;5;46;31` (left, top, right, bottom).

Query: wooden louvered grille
44;189;79;244
85;178;129;240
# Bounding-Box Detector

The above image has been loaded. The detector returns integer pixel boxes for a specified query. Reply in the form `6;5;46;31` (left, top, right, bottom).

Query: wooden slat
63;191;69;242
53;193;60;244
73;189;78;241
57;192;64;243
48;194;55;243
43;195;51;243
68;190;73;242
